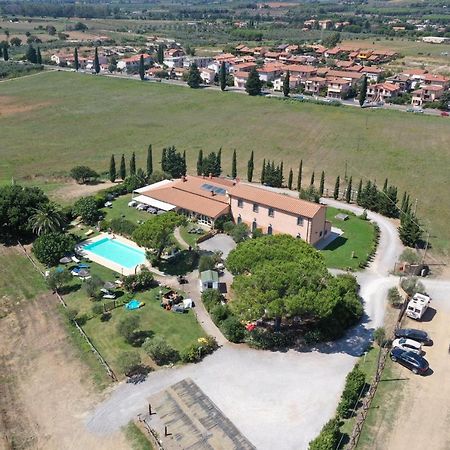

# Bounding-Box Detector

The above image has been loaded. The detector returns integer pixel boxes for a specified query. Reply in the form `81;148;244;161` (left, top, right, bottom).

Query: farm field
0;71;449;255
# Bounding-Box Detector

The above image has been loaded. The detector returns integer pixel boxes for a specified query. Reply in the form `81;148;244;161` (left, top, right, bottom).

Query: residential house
286;64;317;82
304;77;327;95
117;53;152;72
326;69;363;87
199;270;219;292
200;68;216;84
227;184;331;245
422;73;449;88
257;64;284;83
327;77;352;99
366;83;400;103
385;74;412;93
234;71;250;89
319;20;333;30
412;85;446;107
360;66;384;83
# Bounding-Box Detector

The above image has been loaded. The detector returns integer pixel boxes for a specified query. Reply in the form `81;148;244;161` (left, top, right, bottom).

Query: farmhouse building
133;176;331;245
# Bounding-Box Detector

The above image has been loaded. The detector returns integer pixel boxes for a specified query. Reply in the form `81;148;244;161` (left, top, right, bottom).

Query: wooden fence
17;242;118;382
345;283;409;449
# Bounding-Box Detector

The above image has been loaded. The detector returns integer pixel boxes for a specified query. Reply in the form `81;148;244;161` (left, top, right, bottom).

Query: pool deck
76;233;152;276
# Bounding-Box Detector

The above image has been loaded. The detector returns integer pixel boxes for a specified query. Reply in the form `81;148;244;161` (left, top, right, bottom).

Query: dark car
390;348;429;375
394;328;433;345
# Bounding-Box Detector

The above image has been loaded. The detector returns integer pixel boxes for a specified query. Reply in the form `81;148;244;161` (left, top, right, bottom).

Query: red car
441;111;449;117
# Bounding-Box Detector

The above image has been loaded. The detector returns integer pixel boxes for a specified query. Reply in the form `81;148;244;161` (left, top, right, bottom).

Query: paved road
85;192;416;449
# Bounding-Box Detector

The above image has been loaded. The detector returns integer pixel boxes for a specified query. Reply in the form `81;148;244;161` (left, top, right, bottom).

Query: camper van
406;293;431;320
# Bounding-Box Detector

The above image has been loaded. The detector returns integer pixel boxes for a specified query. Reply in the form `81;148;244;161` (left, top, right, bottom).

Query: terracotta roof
227;184;323;219
306;77;327;82
402;69;428;76
423;85;444;91
138;176;233;219
423;73;448;83
287;64;317;73
326;70;363;80
361;66;383;74
234;71;250;78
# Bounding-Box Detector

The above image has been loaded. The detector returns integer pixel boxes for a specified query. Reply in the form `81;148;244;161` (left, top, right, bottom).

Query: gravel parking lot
198;234;236;258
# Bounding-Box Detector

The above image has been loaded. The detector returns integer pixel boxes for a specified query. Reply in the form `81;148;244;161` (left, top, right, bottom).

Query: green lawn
64;260;205;376
178;225;205;248
321;207;376;270
0;247;47;301
102;194;150;225
1;72;449;254
124;422;154;450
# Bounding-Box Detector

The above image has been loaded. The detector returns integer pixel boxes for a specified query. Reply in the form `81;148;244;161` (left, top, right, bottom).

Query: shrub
122;268;154;292
109;218;137;237
399;248;420;265
65;307;79;322
198;255;216;273
214;214;233;232
117;316;140;344
336;365;366;418
223;221;235;234
100;312;111;322
210;304;230;323
230;223;249;243
92;303;104;316
180;336;218;363
116;351;141;376
143;336;179;365
33;232;76;266
84;275;104;299
46;268;72;291
373;327;386;346
221;316;245;343
388;287;403;308
73;197;101;225
401;276;425;297
201;289;223;310
308;418;341;450
245;328;291;350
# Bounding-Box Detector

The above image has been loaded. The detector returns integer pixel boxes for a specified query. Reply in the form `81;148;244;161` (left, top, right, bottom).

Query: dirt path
51;180;115;203
0;292;130;450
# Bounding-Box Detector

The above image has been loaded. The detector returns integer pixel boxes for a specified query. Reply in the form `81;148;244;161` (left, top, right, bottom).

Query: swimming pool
83;237;146;269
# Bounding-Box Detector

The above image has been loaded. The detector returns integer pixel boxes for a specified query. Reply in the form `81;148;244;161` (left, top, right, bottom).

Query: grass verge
124;422;154;450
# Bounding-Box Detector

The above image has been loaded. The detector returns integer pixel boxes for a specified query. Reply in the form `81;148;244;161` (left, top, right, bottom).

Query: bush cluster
336;365;366;418
122;268;154;293
143;336;179;366
180;336;218;363
109;218;137;237
308;418;342;450
33;232;77;266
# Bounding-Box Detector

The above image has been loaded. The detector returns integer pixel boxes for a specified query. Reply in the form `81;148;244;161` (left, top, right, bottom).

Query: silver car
392;338;423;355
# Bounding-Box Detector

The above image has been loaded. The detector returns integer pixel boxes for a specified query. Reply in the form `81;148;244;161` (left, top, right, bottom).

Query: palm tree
29;203;65;236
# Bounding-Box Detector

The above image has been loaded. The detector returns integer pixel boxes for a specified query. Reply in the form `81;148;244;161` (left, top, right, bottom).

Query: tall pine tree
245;67;262;96
261;159;266;184
146;145;153;177
216;148;222;175
219;61;227;91
187;63;202;88
283;70;290;97
334;176;340;200
232;149;237;179
288;168;293;190
161;148;167;172
247;151;254;182
36;47;42;64
197;149;203;175
74;47;79;71
319;171;325;196
310;171;315;186
297;160;303;191
120;154;126;180
109;155;116;182
399;212;422;247
130;152;136;175
346;176;353;203
356;179;363;205
359;75;367;107
157;44;164;65
139;54;145;81
94;47;100;74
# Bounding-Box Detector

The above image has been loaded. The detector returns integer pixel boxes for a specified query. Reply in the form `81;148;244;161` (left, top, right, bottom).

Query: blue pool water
83;237;146;268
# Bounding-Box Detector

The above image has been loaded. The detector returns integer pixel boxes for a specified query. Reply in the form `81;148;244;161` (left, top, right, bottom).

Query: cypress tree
139;54;145;81
146;145;153;177
109;155;116;182
216;148;222;175
74;47;79;71
26;45;37;63
346;176;353;203
319;171;325;196
120;154;126;180
197;149;203;175
157;44;164;65
279;161;284;187
356;179;363;205
219;61;227;91
297;160;303;191
261;159;266;184
94;47;100;74
288;168;293;190
245;67;262;96
359;75;367;107
283;70;290;97
161;148;167;172
36;47;42;64
3;45;8;61
333;176;340;200
187;62;202;88
399;212;422;248
310;171;315;186
182;150;187;176
247;151;254;182
130;152;136;175
232;149;237;179
0;45;3;59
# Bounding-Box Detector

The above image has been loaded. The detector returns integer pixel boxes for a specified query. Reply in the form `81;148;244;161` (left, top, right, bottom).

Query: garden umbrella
59;256;72;264
104;281;116;290
78;269;90;277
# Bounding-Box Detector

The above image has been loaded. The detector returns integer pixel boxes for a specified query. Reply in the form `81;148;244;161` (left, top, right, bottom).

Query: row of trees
161;146;187;178
109;145;154;182
196;149;222;177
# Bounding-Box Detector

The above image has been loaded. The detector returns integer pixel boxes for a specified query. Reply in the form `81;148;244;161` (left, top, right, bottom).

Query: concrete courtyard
198;233;236;258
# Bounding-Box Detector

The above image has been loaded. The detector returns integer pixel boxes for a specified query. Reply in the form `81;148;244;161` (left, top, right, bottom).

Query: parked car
392;338;423;355
128;200;137;207
441;111;449;117
146;207;157;214
390;348;429;375
136;203;148;211
395;328;433;345
406;293;431;320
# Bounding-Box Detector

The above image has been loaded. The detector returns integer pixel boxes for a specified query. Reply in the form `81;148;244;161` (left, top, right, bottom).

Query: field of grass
1;71;449;255
321;207;376;270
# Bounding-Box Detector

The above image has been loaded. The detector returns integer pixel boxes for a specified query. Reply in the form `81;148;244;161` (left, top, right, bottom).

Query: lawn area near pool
102;194;150;225
321;207;377;270
178;225;206;248
63;261;205;376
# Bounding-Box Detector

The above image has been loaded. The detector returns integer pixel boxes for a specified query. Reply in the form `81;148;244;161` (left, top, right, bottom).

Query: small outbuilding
199;270;219;292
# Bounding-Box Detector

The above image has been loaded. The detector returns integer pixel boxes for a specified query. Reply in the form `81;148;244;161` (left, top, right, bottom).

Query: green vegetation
321;207;377;270
124;422;154;450
0;73;449;253
102;195;148;224
32;232;76;266
178;224;205;248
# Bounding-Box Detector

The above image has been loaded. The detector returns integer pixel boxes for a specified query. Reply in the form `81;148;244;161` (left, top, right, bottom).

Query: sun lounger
84;230;94;236
71;256;80;263
103;293;116;299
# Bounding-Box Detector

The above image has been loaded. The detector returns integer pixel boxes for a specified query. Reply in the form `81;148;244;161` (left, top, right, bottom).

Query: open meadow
1;71;449;255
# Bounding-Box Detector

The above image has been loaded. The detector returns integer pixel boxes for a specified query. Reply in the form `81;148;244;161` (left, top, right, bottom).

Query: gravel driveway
198;234;236;258
86;194;407;449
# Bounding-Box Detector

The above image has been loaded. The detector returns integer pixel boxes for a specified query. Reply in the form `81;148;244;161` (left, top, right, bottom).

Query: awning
132;194;176;212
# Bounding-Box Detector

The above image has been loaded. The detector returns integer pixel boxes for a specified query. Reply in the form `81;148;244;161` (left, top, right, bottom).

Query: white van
406;293;431;320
